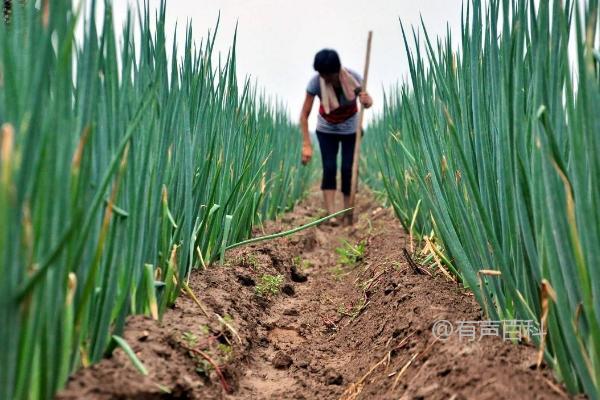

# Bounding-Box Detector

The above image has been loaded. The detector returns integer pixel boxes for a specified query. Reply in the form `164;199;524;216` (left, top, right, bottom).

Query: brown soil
58;190;580;400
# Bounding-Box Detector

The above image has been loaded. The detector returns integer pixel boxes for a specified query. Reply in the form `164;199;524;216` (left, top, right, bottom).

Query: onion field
0;0;599;399
364;0;600;397
0;2;313;399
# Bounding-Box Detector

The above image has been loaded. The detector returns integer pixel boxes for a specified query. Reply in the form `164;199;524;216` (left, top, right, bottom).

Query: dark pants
315;130;356;196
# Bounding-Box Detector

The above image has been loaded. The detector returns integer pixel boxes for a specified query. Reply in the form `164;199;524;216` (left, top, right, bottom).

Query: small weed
217;343;233;361
246;254;259;269
194;357;213;376
293;255;313;270
335;240;366;266
255;274;284;298
330;265;347;280
352;298;367;320
337;298;367;321
392;261;404;271
199;324;210;335
239;254;260;270
181;331;199;347
221;313;234;325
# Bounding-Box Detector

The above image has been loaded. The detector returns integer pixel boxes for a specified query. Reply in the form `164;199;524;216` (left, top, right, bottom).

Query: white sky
103;1;465;129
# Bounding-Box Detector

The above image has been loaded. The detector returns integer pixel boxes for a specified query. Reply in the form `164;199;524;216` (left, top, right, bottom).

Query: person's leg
316;131;340;214
340;132;357;219
323;189;336;214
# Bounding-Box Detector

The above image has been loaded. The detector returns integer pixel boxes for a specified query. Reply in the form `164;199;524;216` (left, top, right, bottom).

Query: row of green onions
0;1;314;399
363;0;599;397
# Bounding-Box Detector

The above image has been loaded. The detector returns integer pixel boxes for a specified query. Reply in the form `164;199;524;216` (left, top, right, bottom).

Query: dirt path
59;190;578;400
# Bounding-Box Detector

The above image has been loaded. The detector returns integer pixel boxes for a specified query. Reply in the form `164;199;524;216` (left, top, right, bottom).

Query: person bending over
300;48;373;225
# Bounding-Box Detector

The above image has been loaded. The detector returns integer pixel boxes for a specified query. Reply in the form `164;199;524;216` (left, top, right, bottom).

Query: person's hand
301;143;313;165
359;91;373;108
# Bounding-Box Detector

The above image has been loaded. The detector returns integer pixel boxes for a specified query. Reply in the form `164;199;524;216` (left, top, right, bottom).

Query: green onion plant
364;0;599;397
0;1;314;398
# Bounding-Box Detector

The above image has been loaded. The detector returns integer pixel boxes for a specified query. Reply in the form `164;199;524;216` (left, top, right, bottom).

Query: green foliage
112;335;148;376
254;274;284;298
199;325;211;335
330;265;347;280
221;313;234;325
0;1;313;399
293;255;313;270
363;0;600;397
335;240;366;266
181;331;200;348
337;299;367;321
216;343;233;361
242;254;260;270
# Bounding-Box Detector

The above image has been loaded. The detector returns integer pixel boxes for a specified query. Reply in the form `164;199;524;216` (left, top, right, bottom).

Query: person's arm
300;93;315;165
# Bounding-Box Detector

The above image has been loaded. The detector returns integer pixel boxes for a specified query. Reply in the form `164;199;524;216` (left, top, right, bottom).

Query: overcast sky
104;1;464;129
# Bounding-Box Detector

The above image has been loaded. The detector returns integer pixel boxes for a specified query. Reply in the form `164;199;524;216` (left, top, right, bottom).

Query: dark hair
313;49;341;74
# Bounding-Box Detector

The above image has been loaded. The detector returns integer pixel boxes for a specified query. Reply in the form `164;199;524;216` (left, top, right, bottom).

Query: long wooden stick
348;31;373;225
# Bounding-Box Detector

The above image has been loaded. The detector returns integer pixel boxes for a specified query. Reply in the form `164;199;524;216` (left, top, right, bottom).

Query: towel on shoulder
319;67;361;114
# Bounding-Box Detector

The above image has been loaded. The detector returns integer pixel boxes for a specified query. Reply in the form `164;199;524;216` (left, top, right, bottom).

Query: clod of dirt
290;265;308;282
272;352;293;369
397;293;410;302
384;283;397;295
283;308;300;316
237;274;256;287
300;231;318;251
392;322;410;338
282;284;295;296
324;369;343;386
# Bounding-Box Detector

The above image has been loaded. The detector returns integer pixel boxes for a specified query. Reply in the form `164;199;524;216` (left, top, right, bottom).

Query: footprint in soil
272;351;293;369
290;265;308;282
282;284;295;296
268;327;305;346
323;368;343;386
